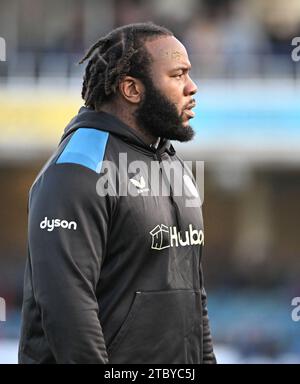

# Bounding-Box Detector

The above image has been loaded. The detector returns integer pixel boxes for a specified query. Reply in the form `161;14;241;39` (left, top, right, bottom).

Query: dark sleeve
200;263;217;364
28;163;115;363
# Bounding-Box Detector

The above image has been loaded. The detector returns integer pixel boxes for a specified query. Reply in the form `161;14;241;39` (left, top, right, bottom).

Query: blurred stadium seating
0;0;300;363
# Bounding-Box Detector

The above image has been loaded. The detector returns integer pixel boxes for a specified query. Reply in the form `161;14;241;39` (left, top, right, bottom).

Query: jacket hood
60;106;176;157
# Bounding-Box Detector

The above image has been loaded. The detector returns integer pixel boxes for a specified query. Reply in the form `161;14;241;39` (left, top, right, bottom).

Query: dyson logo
40;217;77;232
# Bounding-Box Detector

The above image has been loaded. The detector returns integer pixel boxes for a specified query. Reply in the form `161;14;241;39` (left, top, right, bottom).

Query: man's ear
118;76;144;104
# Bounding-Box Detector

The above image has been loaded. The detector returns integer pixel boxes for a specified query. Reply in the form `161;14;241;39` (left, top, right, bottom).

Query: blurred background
0;0;300;364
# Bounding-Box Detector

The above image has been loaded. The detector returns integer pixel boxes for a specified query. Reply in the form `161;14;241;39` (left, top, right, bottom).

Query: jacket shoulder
56;128;109;173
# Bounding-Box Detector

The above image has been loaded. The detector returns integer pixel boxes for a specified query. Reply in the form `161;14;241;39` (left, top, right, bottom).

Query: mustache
183;99;196;110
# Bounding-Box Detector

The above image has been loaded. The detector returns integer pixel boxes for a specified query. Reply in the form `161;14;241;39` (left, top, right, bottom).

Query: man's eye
174;73;184;79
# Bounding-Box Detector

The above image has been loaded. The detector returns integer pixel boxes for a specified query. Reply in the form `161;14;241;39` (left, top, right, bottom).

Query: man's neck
98;103;158;146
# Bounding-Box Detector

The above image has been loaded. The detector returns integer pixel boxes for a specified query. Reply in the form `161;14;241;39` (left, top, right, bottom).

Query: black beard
135;77;195;142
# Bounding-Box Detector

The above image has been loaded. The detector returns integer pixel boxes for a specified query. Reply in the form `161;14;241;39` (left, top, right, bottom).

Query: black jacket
18;107;216;364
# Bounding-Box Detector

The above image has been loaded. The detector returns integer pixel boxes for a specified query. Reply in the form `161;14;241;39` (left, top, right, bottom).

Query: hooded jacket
18;107;216;364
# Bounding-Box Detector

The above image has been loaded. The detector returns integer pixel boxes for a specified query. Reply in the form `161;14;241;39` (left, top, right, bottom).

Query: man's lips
183;108;195;118
183;102;196;118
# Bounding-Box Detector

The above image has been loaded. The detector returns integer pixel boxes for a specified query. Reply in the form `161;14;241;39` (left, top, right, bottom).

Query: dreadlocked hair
79;22;173;109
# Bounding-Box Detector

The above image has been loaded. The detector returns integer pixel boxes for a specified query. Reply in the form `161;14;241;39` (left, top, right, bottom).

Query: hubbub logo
150;224;204;250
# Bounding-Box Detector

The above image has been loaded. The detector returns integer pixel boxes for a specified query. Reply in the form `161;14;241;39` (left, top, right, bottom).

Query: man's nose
184;76;198;96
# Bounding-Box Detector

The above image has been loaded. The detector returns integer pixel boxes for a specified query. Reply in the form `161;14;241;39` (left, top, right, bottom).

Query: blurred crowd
1;0;300;79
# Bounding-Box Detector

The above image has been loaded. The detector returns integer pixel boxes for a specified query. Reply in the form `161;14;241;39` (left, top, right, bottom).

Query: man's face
135;36;198;142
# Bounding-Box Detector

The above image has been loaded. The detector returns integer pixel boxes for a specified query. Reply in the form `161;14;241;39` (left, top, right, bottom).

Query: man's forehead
145;36;191;68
